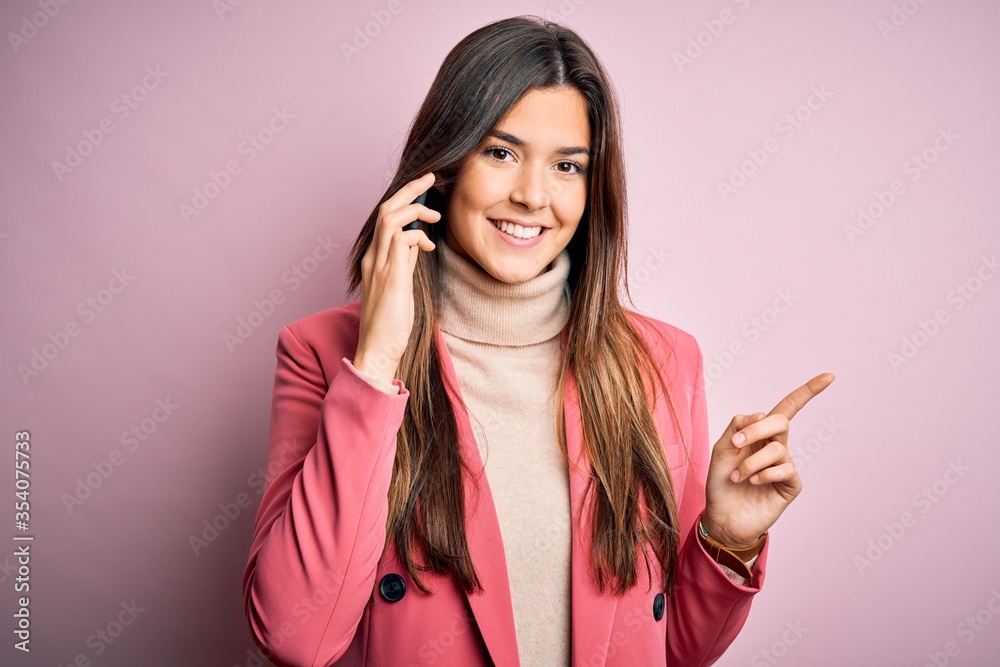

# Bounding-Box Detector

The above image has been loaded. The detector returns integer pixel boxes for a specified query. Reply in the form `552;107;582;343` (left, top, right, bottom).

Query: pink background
2;1;998;665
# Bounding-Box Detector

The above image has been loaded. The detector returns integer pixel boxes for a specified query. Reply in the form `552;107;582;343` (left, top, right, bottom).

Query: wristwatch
697;519;766;581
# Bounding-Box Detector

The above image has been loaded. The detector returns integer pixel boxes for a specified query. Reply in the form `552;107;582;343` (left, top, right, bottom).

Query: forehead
494;87;591;145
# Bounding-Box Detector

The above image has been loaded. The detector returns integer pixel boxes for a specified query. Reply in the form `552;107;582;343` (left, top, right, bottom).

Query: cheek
451;168;493;216
555;186;588;229
466;168;511;205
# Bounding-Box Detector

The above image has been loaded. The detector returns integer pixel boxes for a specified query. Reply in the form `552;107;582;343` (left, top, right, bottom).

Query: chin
486;258;552;284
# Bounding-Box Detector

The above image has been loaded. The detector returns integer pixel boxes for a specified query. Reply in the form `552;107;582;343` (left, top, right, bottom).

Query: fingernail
730;470;740;482
750;474;760;484
732;432;746;446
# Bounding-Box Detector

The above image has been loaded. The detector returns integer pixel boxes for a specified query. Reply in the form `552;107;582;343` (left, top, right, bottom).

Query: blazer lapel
563;327;619;667
434;324;521;667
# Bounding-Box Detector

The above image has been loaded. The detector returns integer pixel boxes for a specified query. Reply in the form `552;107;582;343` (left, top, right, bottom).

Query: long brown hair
346;15;686;596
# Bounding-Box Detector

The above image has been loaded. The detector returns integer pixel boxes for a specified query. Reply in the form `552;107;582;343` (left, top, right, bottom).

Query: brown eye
556;160;586;175
485;147;511;161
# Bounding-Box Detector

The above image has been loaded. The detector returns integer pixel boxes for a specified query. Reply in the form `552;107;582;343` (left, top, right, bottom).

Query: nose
509;163;551;211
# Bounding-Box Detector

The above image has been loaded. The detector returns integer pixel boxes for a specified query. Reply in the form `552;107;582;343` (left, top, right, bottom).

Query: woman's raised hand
353;173;441;385
701;373;835;549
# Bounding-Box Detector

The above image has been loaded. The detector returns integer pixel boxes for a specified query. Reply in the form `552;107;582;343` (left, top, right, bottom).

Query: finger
731;440;787;482
386;172;436;210
719;413;756;444
373;206;438;277
384;202;441;236
722;411;765;444
746;462;801;495
375;202;440;265
731;413;789;448
767;372;835;421
408;201;443;226
373;173;438;268
386;229;436;284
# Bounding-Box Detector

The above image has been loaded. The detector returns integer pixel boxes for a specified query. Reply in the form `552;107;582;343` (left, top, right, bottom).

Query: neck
436;238;572;346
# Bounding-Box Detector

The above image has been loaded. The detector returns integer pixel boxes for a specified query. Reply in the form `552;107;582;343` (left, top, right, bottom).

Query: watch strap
697;520;766;581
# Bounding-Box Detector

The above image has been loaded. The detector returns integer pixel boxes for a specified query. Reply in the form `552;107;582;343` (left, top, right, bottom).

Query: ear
433;182;446;196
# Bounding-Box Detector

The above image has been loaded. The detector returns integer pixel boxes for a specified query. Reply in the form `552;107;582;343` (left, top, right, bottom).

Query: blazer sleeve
664;337;769;666
242;326;409;667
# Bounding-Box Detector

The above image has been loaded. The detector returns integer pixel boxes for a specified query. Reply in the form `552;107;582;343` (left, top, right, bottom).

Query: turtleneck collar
436;237;572;346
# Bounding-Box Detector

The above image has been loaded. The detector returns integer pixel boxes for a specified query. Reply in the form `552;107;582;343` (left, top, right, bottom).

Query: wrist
352;352;398;387
697;518;766;580
698;515;761;551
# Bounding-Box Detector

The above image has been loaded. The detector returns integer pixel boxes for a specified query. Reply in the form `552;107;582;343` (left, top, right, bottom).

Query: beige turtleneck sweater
355;238;573;665
434;238;573;666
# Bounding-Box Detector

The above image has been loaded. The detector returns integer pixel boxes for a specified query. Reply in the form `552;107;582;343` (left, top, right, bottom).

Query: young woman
242;15;833;667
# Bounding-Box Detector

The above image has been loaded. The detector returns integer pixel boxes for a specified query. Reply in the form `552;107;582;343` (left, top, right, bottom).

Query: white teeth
491;219;542;239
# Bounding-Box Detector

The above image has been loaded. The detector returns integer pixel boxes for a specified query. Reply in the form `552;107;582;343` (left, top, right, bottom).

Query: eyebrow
488;130;591;158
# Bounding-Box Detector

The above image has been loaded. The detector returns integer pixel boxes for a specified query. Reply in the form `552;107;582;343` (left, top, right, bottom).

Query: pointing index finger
767;372;835;421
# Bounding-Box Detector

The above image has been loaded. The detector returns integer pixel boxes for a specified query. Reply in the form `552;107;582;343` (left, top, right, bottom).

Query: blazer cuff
689;518;768;592
343;357;404;395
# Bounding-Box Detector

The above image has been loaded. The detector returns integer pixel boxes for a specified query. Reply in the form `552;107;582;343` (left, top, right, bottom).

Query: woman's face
441;85;591;284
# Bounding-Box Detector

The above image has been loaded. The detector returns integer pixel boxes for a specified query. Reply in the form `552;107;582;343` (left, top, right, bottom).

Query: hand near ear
354;173;441;386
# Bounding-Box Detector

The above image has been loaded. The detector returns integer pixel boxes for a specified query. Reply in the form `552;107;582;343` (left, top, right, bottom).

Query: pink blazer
242;300;768;667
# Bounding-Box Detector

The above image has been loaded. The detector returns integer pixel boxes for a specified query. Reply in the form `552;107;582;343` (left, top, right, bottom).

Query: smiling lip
488;218;548;247
489;218;547;228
